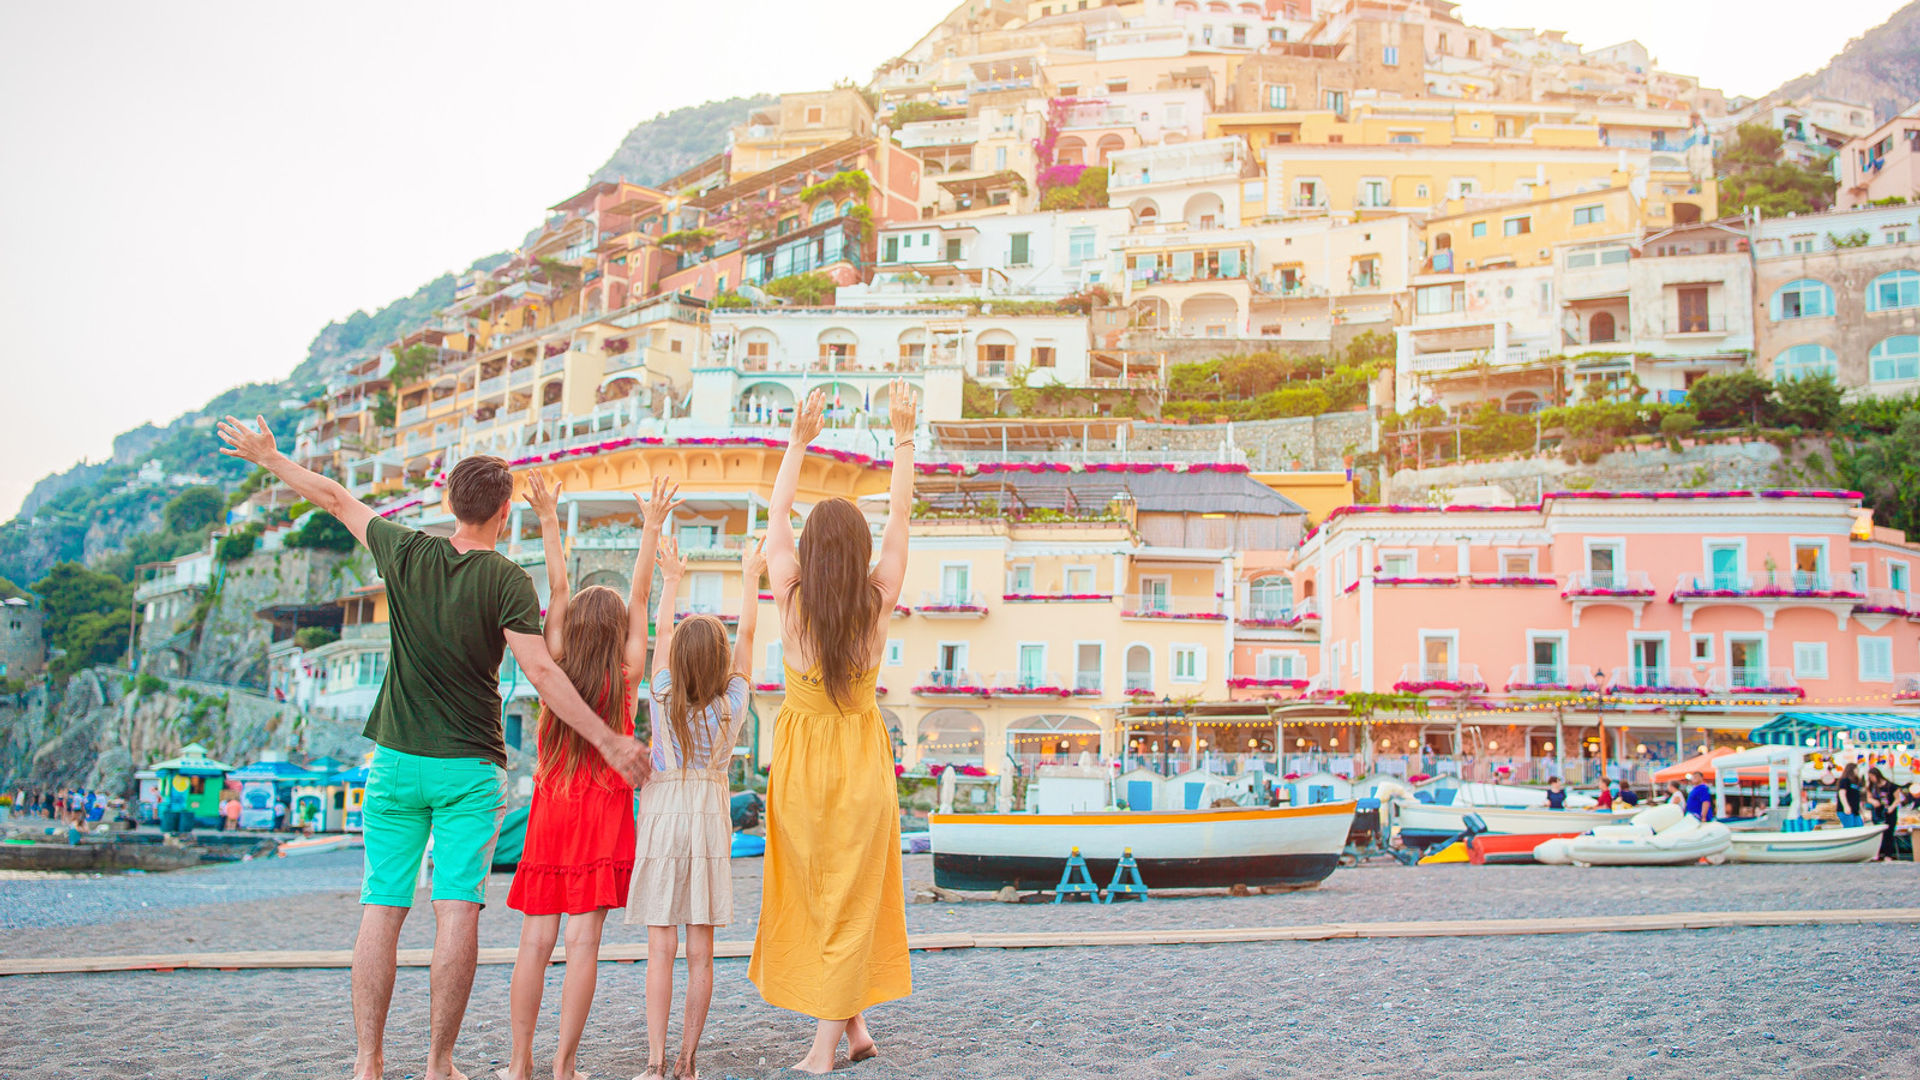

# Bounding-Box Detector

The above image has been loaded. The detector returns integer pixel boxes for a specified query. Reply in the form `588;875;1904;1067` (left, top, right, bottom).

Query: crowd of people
218;381;918;1080
11;787;107;826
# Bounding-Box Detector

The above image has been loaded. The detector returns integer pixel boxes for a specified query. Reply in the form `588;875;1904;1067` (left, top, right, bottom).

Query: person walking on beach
1865;767;1900;861
499;472;677;1080
1684;772;1714;821
628;531;762;1080
1835;763;1865;828
749;383;917;1074
217;416;646;1080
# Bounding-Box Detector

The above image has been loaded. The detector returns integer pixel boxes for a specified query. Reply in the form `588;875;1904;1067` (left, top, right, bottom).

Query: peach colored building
1269;490;1920;782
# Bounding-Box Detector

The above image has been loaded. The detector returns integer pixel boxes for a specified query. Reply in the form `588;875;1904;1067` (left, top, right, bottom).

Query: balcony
992;670;1074;698
542;355;566;375
1705;666;1804;699
1393;663;1487;695
1282;596;1319;628
1123;671;1154;694
752;666;786;693
1563;569;1656;627
1239;603;1293;628
1671;571;1863;630
1607;667;1706;697
397;406;427;428
1661;314;1730;337
1121;595;1225;622
1855;588;1914;619
1404;344;1554;374
1505;663;1599;694
476;375;506;399
914;668;989;696
917;591;988;617
1895;673;1920;702
1071;671;1104;696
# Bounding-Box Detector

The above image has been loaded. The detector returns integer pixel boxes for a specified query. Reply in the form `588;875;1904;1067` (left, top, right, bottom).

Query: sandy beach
3;851;1916;1079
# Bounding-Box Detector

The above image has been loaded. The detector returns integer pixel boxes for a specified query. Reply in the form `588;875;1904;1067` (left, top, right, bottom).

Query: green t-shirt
361;516;542;767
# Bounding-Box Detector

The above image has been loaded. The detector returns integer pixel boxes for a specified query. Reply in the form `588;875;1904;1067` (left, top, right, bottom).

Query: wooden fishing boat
929;802;1354;892
1726;823;1885;863
277;834;353;858
1394;799;1630;849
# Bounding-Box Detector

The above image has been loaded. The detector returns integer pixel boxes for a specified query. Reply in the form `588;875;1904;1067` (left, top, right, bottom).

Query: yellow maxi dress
748;662;912;1018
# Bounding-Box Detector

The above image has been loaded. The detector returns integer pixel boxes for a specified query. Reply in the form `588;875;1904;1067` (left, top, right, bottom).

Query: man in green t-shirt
219;415;646;1080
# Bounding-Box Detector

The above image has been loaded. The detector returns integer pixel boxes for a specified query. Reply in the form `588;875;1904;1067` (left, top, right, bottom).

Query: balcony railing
1608;667;1705;695
752;666;786;691
1506;663;1598;692
1394;663;1486;693
992;670;1069;696
1856;587;1914;616
1895;673;1920;701
1121;594;1225;621
1564;570;1655;596
1284;596;1319;625
1073;670;1104;694
1674;572;1863;599
542;355;566;375
397;406;427;428
918;590;987;614
1124;671;1154;692
1662;314;1729;335
917;668;987;693
1705;666;1802;696
476;376;506;398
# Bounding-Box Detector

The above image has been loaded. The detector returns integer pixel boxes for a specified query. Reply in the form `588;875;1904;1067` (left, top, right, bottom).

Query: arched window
1772;343;1837;381
1124;645;1152;693
1588;311;1616;343
1248;576;1292;620
1869;335;1919;384
839;199;857;217
1867;269;1920;312
810;201;834;225
1769;278;1834;321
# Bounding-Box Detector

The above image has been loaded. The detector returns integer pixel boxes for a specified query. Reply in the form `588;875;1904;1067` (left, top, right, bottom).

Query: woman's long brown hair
536;585;630;784
659;614;734;768
792;497;882;709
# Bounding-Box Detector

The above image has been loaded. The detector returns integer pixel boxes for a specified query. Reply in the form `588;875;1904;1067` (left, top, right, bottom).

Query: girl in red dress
500;472;681;1080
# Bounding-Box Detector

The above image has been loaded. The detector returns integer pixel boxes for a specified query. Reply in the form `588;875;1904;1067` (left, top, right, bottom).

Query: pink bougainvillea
1121;609;1227;621
1003;593;1113;602
1392;679;1489;694
1227;677;1309;690
1470;576;1557;587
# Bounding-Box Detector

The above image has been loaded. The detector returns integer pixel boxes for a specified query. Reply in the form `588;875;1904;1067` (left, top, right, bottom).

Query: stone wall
168;546;372;689
1131;410;1374;472
0;603;44;680
1124;318;1386;368
1386;440;1787;505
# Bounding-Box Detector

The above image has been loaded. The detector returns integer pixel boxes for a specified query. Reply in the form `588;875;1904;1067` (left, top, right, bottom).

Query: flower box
1562;587;1656;599
994;685;1074;698
1672;586;1866;601
1895;690;1920;701
1124;688;1156;699
912;682;992;696
1282;612;1321;627
1853;604;1911;617
752;681;784;692
1392;679;1489;694
1237;618;1290;628
1470;576;1557;587
893;604;912;617
1505;682;1599;694
1726;686;1806;698
1121;610;1228;621
916;603;987;615
1376;576;1459;587
1002;593;1113;603
1070;687;1102;697
1228;677;1309;690
1610;685;1708;697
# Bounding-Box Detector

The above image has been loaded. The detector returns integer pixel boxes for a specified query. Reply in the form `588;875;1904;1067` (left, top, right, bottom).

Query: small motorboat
1395;799;1628;849
1536;804;1732;866
277;834;353;858
1466;830;1592;865
930;801;1354;892
1726;822;1885;863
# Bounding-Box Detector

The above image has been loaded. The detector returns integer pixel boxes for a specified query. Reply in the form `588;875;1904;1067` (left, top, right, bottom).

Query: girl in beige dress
626;534;763;1080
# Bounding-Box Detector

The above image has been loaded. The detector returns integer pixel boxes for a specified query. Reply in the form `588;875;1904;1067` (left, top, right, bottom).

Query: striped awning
1749;712;1920;749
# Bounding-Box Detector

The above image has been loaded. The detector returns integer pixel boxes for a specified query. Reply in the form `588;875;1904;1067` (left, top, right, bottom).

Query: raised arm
504;629;648;786
217;415;376;546
734;536;767;677
626;474;683;674
651;533;686;679
766;389;826;595
871;378;918;609
524;472;570;660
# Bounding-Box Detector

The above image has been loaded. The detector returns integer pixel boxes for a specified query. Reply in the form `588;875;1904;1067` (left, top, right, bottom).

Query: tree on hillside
1687;370;1774;427
1810;412;1920;539
32;562;133;679
0;574;24;601
1716;123;1838;217
163;486;225;534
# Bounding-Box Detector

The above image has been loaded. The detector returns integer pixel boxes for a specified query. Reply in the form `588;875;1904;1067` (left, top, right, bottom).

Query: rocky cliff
1754;1;1920;123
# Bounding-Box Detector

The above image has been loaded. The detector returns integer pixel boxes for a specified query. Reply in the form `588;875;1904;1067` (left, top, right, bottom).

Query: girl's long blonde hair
537;585;631;783
657;614;734;768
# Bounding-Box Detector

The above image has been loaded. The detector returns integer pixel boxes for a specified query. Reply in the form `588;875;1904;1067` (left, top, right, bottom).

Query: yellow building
728;89;876;179
1419;175;1719;272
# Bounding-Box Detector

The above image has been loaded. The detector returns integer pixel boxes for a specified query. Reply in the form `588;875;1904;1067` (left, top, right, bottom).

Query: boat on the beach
929;801;1354;892
1465;830;1593;865
277;834;353;858
1725;822;1886;863
1533;805;1732;866
1394;799;1627;849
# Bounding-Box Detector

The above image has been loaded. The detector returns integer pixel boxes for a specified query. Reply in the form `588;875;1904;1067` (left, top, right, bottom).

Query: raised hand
216;415;280;466
656;532;686;581
524;471;562;521
741;534;768;585
789;389;827;446
638;473;684;531
888;379;919;442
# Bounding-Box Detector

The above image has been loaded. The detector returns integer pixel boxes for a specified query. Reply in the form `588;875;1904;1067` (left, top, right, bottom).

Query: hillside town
8;0;1920;805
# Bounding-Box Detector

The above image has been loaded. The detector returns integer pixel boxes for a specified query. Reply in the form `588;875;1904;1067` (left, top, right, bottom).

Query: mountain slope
591;95;773;188
1753;1;1920;123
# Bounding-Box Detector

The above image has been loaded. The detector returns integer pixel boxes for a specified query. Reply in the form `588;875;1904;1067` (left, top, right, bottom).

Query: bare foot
632;1065;667;1080
671;1055;698;1080
846;1015;877;1062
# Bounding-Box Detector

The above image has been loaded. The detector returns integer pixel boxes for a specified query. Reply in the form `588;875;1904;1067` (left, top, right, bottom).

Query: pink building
1232;490;1920;782
1835;101;1920;210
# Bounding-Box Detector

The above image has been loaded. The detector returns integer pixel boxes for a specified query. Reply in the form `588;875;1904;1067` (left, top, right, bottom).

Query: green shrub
215;532;257;563
1770;373;1843;430
284;512;357;553
1686;370;1772;427
293;626;340;650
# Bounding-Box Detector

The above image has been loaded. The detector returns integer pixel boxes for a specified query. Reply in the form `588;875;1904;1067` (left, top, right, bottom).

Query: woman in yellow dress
749;381;916;1073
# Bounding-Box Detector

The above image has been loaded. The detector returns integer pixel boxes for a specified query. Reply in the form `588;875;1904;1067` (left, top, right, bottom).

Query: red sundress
507;678;638;916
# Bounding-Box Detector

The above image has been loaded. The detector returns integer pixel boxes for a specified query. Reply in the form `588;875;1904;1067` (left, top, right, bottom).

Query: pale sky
0;0;1909;520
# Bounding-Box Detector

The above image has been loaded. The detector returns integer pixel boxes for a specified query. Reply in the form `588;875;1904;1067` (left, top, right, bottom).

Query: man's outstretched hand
603;737;652;787
217;415;280;466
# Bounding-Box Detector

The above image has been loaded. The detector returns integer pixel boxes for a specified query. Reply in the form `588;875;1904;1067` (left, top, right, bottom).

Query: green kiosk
151;742;236;832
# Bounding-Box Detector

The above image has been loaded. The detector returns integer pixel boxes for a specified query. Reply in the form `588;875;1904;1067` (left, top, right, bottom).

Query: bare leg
505;914;561;1080
351;904;410;1080
673;926;715;1078
846;1012;876;1060
552;909;606;1080
425;899;482;1080
794;1019;849;1074
643;925;678;1075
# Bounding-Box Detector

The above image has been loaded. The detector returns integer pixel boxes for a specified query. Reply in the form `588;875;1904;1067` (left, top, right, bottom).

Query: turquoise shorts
360;746;508;907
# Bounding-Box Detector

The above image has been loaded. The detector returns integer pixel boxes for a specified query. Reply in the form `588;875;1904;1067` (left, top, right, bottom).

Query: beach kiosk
288;756;350;832
134;769;160;824
330;763;371;832
227;759;322;830
1750;712;1920;783
150;743;235;831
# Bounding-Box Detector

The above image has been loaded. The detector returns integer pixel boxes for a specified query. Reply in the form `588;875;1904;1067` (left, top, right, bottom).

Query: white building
842;208;1133;304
